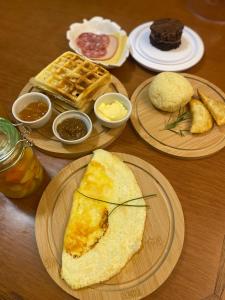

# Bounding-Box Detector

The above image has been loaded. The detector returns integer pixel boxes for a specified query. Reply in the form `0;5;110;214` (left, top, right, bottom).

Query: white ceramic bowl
12;92;52;129
94;93;132;128
52;110;92;145
66;16;129;68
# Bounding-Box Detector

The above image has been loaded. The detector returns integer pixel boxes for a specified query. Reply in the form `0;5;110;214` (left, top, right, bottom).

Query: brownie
150;18;184;51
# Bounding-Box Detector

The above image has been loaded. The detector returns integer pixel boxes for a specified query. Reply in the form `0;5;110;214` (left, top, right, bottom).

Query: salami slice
75;32;116;59
82;48;107;58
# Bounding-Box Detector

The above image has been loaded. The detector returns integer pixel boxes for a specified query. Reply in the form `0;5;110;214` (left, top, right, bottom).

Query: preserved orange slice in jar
0;118;44;198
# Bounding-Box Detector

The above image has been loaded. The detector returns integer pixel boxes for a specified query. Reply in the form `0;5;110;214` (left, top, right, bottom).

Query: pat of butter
97;101;128;121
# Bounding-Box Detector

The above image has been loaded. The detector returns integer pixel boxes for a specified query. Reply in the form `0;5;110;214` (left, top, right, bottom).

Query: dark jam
19;101;48;121
57;118;87;140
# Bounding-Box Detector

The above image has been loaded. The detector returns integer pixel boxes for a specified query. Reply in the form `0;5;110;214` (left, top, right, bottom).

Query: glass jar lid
0;118;20;163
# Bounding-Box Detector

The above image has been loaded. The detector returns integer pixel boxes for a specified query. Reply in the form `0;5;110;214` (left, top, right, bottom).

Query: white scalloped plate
129;22;204;72
67;16;129;68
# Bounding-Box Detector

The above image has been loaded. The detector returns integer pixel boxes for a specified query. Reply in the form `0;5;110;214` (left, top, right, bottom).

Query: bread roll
148;72;194;112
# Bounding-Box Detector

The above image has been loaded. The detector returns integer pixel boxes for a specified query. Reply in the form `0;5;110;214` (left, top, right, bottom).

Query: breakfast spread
35;51;111;111
148;72;194;112
4;12;224;298
56;118;87;140
61;149;146;289
190;99;213;133
76;32;118;60
97;100;128;121
150;18;184;51
19;101;48;121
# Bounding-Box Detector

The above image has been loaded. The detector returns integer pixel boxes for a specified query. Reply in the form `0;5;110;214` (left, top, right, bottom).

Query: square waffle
35;52;111;110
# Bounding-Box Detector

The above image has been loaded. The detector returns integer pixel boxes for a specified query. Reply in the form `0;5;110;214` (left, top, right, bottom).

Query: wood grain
131;74;225;159
203;235;225;300
35;153;184;300
18;75;128;158
0;0;225;299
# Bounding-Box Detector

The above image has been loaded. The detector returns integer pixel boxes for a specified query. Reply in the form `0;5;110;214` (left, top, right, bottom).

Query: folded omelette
61;149;146;289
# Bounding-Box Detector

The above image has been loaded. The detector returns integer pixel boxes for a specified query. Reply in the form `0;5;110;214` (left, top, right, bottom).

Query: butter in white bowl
94;93;132;128
97;100;128;121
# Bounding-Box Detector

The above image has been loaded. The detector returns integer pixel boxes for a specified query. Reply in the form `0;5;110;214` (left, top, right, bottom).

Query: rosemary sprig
168;129;190;137
76;190;156;214
164;107;191;136
165;110;191;130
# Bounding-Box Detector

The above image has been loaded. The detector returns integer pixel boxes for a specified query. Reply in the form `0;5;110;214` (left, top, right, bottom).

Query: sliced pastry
190;99;213;134
198;89;225;126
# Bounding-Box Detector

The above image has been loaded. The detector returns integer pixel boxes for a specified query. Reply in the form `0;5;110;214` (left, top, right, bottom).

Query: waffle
35;52;111;110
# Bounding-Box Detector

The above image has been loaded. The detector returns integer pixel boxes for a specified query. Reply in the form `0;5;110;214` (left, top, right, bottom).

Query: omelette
61;149;146;289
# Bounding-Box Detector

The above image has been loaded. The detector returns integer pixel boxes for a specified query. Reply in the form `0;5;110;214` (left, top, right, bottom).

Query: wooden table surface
0;0;225;299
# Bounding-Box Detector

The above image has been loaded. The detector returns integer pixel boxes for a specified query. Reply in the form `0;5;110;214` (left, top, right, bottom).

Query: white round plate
129;22;204;72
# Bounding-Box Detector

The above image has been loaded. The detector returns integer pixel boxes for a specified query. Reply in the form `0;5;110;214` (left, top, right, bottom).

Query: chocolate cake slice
150;18;184;51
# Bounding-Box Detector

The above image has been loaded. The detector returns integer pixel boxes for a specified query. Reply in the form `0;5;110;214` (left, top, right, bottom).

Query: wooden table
0;0;225;299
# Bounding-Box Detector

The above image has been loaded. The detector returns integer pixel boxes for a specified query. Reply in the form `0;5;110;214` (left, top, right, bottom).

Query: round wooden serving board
35;152;184;300
19;75;127;158
131;73;225;159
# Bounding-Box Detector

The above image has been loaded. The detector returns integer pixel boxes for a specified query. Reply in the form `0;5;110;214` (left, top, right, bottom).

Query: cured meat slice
82;48;106;58
76;33;109;49
75;32;118;60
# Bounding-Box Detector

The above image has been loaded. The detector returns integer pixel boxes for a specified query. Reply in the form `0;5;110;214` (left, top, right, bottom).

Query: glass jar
0;118;44;198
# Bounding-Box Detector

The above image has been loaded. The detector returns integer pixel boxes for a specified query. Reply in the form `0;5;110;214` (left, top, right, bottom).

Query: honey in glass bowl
0;118;44;198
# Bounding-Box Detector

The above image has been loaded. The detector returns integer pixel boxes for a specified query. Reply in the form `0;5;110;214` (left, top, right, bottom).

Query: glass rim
0;118;25;171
